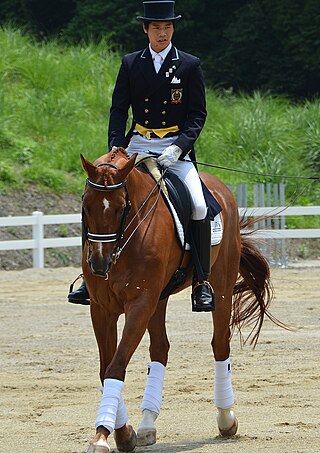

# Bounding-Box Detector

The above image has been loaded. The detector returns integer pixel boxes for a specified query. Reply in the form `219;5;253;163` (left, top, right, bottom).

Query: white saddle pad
164;195;223;249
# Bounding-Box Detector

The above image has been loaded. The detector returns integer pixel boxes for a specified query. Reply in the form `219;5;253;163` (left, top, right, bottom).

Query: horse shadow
110;435;244;453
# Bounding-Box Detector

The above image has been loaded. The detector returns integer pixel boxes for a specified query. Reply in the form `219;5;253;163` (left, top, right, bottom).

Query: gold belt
135;123;179;139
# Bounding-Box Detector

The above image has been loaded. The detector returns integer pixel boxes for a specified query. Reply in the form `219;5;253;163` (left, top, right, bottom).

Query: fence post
280;183;287;267
32;211;44;268
237;183;247;207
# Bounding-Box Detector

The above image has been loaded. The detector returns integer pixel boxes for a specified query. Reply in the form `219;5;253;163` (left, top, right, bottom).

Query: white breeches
127;134;207;220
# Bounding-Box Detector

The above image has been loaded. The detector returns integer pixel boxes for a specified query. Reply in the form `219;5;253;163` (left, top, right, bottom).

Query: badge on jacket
171;88;183;104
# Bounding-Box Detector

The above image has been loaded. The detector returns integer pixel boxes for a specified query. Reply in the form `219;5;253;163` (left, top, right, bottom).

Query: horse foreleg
91;298;158;452
137;298;169;446
211;292;238;437
87;304;134;452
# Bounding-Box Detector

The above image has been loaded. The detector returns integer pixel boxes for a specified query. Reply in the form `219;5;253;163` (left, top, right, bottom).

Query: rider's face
144;21;174;53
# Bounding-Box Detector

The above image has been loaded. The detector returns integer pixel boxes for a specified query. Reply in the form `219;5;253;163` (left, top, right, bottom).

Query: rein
118;171;165;256
192;160;320;181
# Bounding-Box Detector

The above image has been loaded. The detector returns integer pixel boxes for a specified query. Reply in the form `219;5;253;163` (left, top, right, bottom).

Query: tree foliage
0;0;319;97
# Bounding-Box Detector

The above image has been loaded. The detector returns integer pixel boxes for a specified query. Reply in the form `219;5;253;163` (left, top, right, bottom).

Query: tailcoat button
145;109;149;113
145;120;149;125
162;111;166;115
145;98;149;102
163;100;168;104
162;121;166;126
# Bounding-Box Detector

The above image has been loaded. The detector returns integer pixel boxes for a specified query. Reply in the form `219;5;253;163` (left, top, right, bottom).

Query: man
68;0;214;312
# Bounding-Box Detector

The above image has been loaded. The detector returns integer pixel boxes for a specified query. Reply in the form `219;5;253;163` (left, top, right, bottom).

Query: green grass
0;27;119;193
0;27;319;225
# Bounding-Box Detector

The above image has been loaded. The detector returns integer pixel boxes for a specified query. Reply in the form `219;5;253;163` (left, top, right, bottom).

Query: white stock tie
154;54;163;73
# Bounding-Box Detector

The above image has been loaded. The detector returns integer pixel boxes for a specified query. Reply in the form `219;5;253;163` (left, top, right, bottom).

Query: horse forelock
90;148;130;188
109;147;130;162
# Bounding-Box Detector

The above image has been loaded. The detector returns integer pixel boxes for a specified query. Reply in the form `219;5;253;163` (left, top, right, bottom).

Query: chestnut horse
81;148;273;453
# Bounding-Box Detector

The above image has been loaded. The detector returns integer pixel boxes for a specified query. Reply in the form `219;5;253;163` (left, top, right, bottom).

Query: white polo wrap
141;361;166;414
96;378;126;433
214;358;234;409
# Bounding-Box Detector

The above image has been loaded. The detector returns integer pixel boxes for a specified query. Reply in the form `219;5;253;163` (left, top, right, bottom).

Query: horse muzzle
88;252;113;277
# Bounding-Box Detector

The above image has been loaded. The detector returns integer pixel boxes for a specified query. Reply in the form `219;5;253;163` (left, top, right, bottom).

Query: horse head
80;148;137;277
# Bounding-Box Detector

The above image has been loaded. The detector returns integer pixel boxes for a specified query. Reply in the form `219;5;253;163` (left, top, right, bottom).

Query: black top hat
137;1;182;22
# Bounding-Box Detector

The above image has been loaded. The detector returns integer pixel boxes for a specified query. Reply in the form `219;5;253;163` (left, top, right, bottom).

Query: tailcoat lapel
138;46;182;98
138;47;157;87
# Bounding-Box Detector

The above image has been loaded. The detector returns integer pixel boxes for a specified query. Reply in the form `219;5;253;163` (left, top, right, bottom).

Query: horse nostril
89;256;112;277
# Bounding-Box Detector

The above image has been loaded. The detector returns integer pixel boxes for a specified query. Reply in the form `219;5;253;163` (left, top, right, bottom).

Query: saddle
136;156;223;299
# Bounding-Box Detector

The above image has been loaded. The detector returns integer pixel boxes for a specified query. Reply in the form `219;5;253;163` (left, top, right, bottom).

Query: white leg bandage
115;394;129;430
214;358;234;409
141;361;166;414
96;378;126;433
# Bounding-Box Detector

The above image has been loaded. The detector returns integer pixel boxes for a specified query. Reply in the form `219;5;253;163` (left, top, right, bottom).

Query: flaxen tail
231;218;287;347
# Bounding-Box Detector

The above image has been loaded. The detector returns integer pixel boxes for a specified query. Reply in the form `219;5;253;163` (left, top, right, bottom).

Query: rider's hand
157;145;182;169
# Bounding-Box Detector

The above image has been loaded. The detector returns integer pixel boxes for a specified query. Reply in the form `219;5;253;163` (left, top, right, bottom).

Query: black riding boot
68;278;90;305
190;212;215;312
67;212;90;305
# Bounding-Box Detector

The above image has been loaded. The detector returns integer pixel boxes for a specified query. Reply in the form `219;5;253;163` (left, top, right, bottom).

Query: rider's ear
80;154;98;180
118;153;138;179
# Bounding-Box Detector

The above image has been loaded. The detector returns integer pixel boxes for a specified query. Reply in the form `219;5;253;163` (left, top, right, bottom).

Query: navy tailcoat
108;45;207;162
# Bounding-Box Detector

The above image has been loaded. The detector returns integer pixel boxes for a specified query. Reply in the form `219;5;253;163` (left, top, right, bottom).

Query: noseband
85;162;131;263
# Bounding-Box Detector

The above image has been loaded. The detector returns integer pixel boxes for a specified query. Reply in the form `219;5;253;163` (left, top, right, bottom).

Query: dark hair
143;21;175;30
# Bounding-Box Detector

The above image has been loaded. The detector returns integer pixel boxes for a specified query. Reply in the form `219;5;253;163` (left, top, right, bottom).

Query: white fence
0;207;319;268
0;211;81;268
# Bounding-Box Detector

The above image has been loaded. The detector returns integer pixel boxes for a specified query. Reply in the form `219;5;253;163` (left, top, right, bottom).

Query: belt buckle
146;131;152;140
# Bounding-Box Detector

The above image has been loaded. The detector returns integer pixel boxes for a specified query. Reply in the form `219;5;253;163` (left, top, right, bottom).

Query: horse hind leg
211;283;238;436
215;357;238;437
217;408;238;437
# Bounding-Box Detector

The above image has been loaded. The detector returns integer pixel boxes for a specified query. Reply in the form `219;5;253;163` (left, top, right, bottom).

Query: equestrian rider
68;0;214;312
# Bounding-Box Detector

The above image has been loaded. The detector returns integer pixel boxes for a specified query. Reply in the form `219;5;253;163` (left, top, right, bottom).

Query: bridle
84;160;166;269
84;162;132;264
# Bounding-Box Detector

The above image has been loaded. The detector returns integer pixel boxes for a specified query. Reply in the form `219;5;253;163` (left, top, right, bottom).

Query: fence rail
0;208;319;268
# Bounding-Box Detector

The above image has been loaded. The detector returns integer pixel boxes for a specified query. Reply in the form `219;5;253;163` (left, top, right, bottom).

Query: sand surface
0;264;319;453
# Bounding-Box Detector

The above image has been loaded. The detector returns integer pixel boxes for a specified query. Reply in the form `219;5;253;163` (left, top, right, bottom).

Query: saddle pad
164;193;223;249
135;155;223;248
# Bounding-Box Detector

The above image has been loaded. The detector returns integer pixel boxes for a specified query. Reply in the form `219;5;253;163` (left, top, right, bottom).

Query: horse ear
80;154;98;180
118;153;138;179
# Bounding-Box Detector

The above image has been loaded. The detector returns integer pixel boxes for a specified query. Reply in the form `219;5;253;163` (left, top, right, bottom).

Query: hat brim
136;15;182;22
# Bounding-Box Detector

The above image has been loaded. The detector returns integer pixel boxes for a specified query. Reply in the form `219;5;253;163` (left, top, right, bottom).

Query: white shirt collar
149;42;172;62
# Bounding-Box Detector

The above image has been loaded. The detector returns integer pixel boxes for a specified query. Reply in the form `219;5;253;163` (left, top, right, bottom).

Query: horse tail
231;217;287;347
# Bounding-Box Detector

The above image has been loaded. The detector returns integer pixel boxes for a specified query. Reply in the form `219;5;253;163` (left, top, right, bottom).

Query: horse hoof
114;425;137;452
136;428;156;446
218;417;238;437
84;442;110;453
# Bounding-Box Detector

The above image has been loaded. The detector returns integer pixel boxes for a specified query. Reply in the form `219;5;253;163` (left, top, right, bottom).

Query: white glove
157;145;182;169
